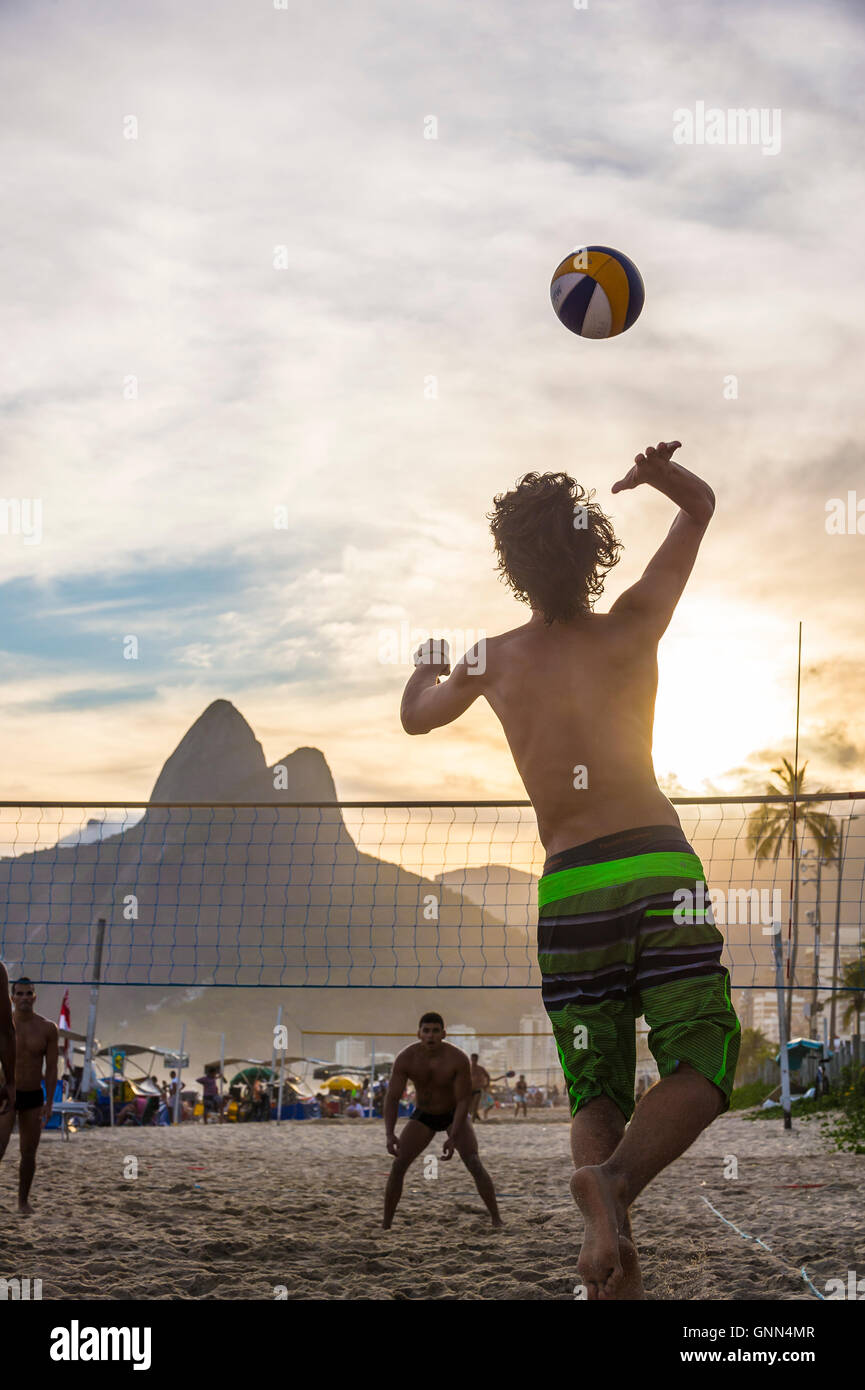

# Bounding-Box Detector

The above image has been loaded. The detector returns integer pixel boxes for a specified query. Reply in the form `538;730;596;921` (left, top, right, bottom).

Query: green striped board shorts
538;823;740;1121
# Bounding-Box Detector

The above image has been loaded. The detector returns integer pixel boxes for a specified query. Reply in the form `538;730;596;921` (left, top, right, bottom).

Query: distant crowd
75;1061;567;1127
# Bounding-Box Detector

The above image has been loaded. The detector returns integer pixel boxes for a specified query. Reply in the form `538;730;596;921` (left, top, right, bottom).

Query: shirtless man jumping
0;977;58;1215
400;443;740;1298
383;1013;502;1229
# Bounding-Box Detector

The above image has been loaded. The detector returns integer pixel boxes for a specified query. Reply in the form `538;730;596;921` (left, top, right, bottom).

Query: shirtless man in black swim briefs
0;964;15;1119
383;1013;502;1229
0;977;58;1215
400;442;740;1299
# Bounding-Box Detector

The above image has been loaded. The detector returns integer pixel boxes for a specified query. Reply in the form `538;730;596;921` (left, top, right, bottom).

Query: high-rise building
515;1012;558;1082
334;1036;367;1068
447;1024;479;1058
750;992;808;1043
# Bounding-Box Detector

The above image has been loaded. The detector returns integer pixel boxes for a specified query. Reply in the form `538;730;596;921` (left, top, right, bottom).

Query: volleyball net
0;797;863;1003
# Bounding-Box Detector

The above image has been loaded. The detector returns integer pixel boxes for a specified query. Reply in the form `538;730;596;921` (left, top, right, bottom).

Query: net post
829;812;857;1047
79;916;106;1099
773;927;793;1130
174;1022;186;1124
218;1033;225;1124
271;1005;283;1118
276;1043;286;1124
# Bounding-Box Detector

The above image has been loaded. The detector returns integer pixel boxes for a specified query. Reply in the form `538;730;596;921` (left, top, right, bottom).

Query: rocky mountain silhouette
0;702;521;990
149;701;340;805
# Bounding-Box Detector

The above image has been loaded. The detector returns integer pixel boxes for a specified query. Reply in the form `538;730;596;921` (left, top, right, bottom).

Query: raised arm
0;963;15;1115
400;639;486;735
609;441;714;636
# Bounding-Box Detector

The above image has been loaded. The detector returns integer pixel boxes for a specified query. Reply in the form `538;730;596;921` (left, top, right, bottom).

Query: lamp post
800;849;823;1042
829;814;858;1049
773;928;793;1132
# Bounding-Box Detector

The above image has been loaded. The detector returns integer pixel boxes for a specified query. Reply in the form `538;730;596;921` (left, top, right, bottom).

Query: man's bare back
475;611;678;856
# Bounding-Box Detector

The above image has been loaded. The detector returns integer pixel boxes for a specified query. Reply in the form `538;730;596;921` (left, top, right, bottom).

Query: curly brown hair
488;472;622;624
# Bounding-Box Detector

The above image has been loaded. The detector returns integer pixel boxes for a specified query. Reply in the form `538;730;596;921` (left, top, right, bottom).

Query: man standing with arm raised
400;442;740;1299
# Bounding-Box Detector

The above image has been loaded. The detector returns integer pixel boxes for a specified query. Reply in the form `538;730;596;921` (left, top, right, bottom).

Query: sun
652;600;797;794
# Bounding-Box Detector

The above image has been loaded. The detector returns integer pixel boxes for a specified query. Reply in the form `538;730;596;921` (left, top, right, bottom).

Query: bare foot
575;1237;644;1299
615;1236;645;1300
571;1166;628;1300
17;1202;34;1217
491;1217;504;1229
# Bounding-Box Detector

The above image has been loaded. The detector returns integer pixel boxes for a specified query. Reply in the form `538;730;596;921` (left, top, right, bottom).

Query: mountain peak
148;704;342;805
269;746;339;802
149;701;268;802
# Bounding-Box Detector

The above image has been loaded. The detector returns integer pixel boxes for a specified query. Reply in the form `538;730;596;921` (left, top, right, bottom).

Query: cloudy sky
1;0;864;804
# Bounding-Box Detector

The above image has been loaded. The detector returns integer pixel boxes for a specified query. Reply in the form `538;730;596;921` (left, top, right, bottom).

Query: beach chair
135;1095;159;1126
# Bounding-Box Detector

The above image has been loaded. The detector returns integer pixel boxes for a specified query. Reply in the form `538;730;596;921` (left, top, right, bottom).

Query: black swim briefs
15;1088;44;1112
412;1108;454;1132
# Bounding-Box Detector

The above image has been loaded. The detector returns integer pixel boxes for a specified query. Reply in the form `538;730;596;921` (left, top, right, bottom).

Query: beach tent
312;1061;389;1080
286;1075;315;1100
230;1065;273;1086
209;1056;310;1074
92;1043;191;1111
89;1042;192;1125
226;1065;313;1094
206;1056;270;1071
58;1028;98;1073
774;1038;827;1071
94;1043;191;1073
59;1026;93;1045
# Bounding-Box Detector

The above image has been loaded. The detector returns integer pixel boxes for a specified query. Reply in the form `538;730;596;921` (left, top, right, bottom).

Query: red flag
58;989;71;1068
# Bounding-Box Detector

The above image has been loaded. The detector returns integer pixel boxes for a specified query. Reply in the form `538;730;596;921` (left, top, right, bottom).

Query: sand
1;1111;862;1300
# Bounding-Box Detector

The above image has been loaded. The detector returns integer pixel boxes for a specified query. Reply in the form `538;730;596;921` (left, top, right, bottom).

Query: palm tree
746;758;838;1036
737;1026;776;1083
839;954;865;1048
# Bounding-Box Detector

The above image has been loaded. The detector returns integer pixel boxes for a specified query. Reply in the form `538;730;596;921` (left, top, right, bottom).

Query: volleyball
550;245;645;339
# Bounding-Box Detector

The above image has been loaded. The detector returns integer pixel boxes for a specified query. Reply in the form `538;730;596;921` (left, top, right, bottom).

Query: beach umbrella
320;1074;362;1091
